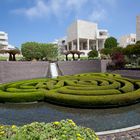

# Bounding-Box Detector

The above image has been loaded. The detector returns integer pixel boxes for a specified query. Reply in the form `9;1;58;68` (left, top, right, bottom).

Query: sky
0;0;140;48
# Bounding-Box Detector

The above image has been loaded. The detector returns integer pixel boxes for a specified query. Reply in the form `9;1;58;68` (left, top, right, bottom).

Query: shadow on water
0;102;140;131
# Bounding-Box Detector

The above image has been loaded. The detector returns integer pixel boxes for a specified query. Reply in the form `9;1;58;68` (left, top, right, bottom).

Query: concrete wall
67;21;78;42
58;60;108;75
0;61;49;83
0;60;108;83
77;20;97;39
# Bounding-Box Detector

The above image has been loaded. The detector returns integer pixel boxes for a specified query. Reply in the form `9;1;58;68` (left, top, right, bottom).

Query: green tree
41;43;58;61
112;47;123;54
100;48;112;55
104;37;117;49
88;50;98;59
21;42;42;60
136;40;140;45
21;42;58;61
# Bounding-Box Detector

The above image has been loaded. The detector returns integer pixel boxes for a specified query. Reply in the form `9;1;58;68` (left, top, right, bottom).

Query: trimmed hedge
0;73;140;108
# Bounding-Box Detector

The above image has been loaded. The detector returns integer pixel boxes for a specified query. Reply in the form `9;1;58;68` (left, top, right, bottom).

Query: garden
0;73;140;107
0;38;140;139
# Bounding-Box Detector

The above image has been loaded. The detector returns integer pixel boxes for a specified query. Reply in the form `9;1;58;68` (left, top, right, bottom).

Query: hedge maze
0;73;140;108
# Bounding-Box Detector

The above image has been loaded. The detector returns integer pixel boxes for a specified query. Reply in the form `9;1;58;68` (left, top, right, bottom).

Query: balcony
97;30;108;39
0;41;8;46
0;35;8;40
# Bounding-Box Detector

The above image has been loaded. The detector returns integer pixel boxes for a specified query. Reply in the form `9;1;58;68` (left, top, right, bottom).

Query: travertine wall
0;61;49;83
58;60;107;75
0;60;108;83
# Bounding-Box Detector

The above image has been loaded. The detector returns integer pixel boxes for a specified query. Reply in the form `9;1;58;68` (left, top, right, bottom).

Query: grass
0;56;23;61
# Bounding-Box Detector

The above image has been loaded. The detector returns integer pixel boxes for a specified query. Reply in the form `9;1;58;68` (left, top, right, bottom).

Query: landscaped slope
0;73;140;108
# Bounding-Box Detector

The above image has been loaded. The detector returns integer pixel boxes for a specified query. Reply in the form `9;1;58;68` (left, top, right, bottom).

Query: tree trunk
13;54;16;61
9;53;13;61
72;54;75;61
66;54;68;61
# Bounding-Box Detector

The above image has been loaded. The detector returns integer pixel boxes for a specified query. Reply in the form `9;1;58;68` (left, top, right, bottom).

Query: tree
21;42;58;61
104;37;117;49
21;42;42;60
100;48;112;55
111;52;125;69
136;40;140;45
88;50;98;59
111;47;123;54
41;44;58;61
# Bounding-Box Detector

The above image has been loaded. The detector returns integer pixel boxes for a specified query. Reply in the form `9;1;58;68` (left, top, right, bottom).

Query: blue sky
0;0;140;48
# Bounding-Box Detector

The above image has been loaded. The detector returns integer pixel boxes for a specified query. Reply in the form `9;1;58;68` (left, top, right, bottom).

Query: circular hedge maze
0;73;140;108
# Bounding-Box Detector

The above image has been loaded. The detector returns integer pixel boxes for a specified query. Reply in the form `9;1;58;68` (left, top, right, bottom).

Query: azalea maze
0;73;140;108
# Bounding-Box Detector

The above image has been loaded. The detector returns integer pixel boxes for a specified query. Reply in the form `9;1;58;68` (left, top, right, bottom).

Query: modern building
119;33;136;48
58;20;108;56
136;15;140;41
0;31;8;49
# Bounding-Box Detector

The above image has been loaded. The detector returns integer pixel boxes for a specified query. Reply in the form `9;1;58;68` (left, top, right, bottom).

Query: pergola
0;48;20;61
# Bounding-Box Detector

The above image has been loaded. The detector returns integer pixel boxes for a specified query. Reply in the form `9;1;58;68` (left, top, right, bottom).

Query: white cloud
12;0;117;21
88;9;107;22
12;0;49;19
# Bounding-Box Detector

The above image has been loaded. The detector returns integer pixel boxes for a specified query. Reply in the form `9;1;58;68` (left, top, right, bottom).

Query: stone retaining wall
0;60;108;83
0;61;49;83
58;60;107;75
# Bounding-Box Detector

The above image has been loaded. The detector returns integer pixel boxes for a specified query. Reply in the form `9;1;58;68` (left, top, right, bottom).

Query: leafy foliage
88;50;98;59
0;120;98;140
104;37;117;49
21;42;58;61
111;52;126;69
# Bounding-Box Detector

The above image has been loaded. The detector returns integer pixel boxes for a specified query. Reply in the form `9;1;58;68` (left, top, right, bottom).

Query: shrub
0;120;99;140
88;50;98;59
111;52;126;69
0;73;140;108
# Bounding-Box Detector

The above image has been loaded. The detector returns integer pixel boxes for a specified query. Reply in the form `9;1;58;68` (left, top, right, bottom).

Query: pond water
0;102;140;132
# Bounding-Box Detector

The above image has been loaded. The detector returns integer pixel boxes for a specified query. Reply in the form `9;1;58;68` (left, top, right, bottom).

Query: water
50;63;58;78
0;102;140;132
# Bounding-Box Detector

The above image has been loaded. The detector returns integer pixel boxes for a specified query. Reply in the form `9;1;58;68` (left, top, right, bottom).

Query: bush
88;50;98;59
0;120;99;140
111;52;126;69
0;73;140;108
21;42;58;61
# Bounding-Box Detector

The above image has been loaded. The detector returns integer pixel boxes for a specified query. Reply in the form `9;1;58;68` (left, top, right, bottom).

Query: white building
119;33;136;48
136;15;140;41
58;20;108;56
0;31;8;49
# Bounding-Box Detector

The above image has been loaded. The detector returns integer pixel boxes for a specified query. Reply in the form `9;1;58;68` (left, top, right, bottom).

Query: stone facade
119;33;136;48
58;20;108;56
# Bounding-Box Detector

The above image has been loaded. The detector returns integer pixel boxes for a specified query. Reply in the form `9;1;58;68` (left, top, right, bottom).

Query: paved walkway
97;127;140;140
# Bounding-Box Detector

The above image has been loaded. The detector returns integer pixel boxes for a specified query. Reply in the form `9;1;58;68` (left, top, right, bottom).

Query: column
96;39;98;51
72;41;74;50
87;39;89;50
77;38;79;51
67;43;69;51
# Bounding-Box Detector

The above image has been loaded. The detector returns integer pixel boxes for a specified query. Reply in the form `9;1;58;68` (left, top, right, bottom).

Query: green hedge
0;73;140;108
